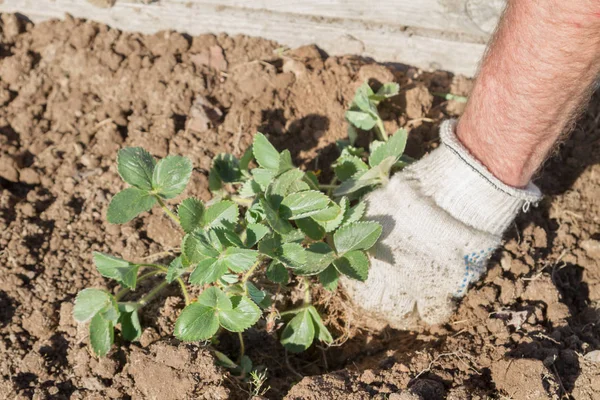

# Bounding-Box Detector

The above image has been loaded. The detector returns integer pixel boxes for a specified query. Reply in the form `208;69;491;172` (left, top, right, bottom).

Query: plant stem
136;263;169;272
115;269;163;301
238;332;245;362
136;280;169;309
176;277;191;305
241;259;262;291
375;118;388;141
155;196;181;225
302;276;312;304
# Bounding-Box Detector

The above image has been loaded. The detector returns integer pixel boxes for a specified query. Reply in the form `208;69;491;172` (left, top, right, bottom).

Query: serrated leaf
312;199;346;232
198;286;232;310
280;309;315;353
174;303;219;341
352;82;376;112
89;313;114;357
333;156;396;197
239;179;262;198
166;256;187;283
252;168;276;189
73;289;115;323
246;201;265;224
306;306;333;343
278;149;295;174
152;156;193;199
369;129;407;167
246;282;271;309
107;187;157;224
267;261;289;284
212;153;242;183
319;265;339;291
219;296;262;332
222;248;258;272
118;307;142;342
280;229;305;243
253;133;280;171
93;252;139;289
189;258;227;285
346;110;377;130
178;198;204;233
280;190;331;220
202;201;239;228
296;217;326;240
260;198;293;234
333;250;369;281
333;222;382;255
183;230;219;261
342;201;366;226
258;236;306;269
208;168;222;192
294;242;335;276
245;223;270;247
116;147;155;190
334;155;368;182
267;168;304;208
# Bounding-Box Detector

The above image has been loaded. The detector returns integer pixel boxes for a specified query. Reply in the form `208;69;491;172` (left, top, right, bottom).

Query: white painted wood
0;0;492;76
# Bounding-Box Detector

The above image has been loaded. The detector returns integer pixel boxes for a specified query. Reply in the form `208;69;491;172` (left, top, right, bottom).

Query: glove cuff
406;119;542;236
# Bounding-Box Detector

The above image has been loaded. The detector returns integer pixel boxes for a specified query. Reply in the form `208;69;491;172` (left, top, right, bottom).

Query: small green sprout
73;81;406;368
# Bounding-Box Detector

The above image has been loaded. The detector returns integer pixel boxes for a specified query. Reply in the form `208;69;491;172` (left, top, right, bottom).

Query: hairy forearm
457;0;600;187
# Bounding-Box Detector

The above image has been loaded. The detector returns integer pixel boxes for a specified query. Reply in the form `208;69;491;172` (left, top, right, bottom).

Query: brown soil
0;13;599;400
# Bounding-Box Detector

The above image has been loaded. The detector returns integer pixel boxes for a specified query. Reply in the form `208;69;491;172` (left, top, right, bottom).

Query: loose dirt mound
0;13;598;400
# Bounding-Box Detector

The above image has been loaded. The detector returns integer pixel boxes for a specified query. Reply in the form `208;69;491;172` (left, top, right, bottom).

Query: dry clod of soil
1;12;599;400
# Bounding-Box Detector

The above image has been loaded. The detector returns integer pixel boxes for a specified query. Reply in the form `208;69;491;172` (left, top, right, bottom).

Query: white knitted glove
342;120;542;328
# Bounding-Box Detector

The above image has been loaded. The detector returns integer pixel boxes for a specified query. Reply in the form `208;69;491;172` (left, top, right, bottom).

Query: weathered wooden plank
166;0;505;38
0;0;488;76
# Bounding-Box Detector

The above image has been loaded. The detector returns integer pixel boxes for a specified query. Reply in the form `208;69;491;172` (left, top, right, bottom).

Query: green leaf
333;250;369;281
280;309;315;353
345;110;377;130
152;155;193;199
203;201;239;228
252;168;276;189
89;313;114;357
213;153;242;183
259;236;306;269
306;306;333;343
260;198;293;234
166;256;187;283
253;133;280;171
107;187;157;224
245;223;270;247
246;201;265;224
370;82;400;103
178;198;205;233
280;190;331;220
334;155;368;182
93;252;140;289
246;282;271;309
352;82;375;112
333;222;382;255
280;229;305;243
278;149;295;174
219;296;262;332
240;145;254;171
174;303;220;341
189;258;227;285
208;168;222;192
213;350;238;369
116;147;156;190
294;242;336;276
267;261;289;285
183;230;219;261
222;248;259;272
296;217;326;240
312;199;346;232
267;168;304;208
303;171;320;190
347;125;358;146
333;156;396;197
239;179;262;198
319;265;339;291
369;129;407;167
73;289;116;323
342;201;366;226
118;307;142;341
198;286;233;309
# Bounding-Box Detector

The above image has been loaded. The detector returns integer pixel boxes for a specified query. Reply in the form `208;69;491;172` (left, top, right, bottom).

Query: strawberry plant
73;81;408;375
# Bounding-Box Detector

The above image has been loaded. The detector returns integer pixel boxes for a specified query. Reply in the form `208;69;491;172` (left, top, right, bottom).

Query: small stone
0;155;19;182
581;239;600;260
19;168;40;185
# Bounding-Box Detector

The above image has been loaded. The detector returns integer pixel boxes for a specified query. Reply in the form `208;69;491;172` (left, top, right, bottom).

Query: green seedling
73;81;406;374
